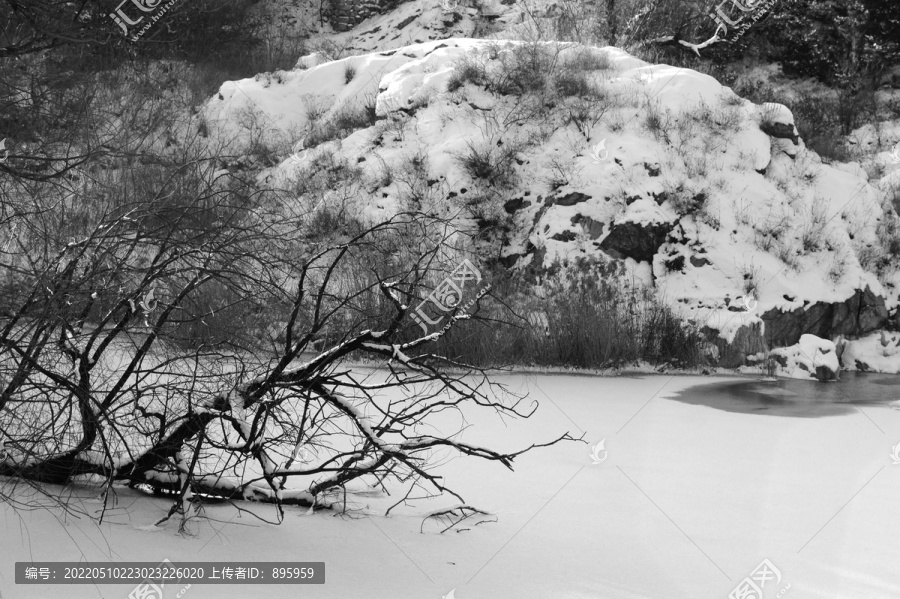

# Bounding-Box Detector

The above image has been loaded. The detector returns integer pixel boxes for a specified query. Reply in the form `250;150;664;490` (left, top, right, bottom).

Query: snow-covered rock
769;334;841;381
198;38;900;373
842;330;900;374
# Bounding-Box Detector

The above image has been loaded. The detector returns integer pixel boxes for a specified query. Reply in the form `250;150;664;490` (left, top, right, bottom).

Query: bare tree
0;1;114;60
0;159;578;527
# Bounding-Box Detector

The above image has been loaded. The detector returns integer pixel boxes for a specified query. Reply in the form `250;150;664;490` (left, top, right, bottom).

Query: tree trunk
606;0;618;45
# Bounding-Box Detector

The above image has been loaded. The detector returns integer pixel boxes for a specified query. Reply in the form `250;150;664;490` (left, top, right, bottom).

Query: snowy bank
200;38;900;373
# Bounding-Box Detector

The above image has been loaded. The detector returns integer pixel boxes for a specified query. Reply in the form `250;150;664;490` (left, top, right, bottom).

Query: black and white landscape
1;0;900;598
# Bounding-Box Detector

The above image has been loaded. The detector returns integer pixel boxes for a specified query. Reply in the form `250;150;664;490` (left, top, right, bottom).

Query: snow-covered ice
3;372;899;598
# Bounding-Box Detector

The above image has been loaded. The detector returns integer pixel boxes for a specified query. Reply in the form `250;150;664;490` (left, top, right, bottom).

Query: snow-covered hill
200;37;900;372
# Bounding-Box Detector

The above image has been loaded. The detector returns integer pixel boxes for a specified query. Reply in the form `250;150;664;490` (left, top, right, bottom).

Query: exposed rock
768;334;841;381
761;286;889;346
699;288;892;369
395;13;419;29
551;230;577;242
504;197;530;213
598;221;674;263
689;255;710;267
442;11;462;26
499;252;520;268
570;214;605;239
816;364;839;382
664;255;685;272
552;192;591;206
532;203;550;227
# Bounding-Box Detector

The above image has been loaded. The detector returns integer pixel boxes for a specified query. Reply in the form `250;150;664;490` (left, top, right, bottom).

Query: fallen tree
0;165;578;527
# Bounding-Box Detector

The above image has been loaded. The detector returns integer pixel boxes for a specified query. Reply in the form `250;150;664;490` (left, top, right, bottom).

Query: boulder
768;334;841;381
598;220;674;263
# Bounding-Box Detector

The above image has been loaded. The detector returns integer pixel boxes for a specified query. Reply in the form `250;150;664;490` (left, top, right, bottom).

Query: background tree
766;0;900;86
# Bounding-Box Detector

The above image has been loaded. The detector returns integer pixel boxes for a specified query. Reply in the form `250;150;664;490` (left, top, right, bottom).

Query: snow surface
3;372;900;598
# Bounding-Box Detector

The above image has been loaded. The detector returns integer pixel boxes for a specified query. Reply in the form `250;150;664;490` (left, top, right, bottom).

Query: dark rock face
664;255;685;272
501;241;547;272
761;286;888;346
703;287;889;368
689;255;710;267
552;192;591;207
504;197;530;213
570;214;605;239
816;364;839;382
701;322;768;368
499;253;520;268
854;359;872;371
532;202;550;227
330;0;404;31
551;230;577;242
598;221;674;263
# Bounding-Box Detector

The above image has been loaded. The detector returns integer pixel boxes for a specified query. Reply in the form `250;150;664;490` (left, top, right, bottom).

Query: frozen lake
2;372;899;598
670;371;900;417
